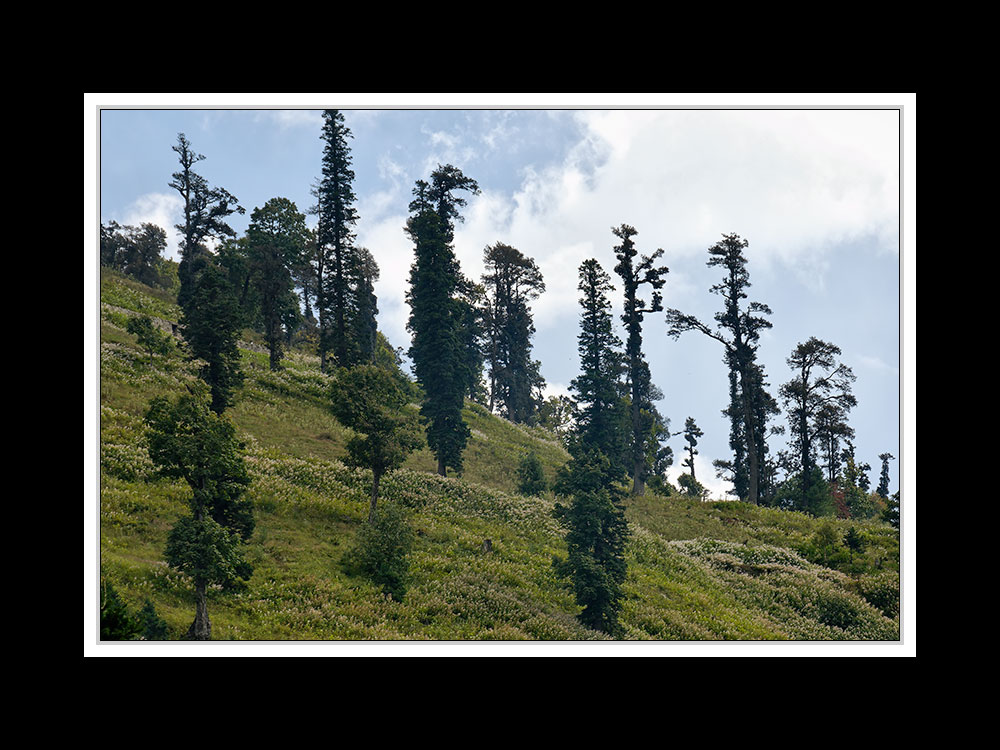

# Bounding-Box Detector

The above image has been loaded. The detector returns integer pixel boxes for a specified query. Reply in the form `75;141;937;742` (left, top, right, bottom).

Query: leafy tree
612;224;669;496
877;452;895;498
779;337;857;514
665;234;777;505
330;364;424;523
126;315;172;364
481;242;546;423
536;394;576;440
245;197;309;370
101;221;170;287
677;472;707;499
343;502;414;601
552;449;629;635
517;451;547;496
405;165;479;476
569;259;629;479
145;388;254;640
168;133;244;315
681;416;703;481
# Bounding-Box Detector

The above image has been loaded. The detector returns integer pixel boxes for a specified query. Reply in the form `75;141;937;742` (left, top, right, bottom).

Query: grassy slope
97;270;900;642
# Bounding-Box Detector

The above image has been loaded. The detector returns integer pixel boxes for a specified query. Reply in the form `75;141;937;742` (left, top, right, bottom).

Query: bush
517;451;547;496
343;503;414;601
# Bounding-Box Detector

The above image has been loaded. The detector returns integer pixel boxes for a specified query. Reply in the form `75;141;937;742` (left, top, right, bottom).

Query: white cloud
359;108;900;377
255;110;323;129
122;192;184;260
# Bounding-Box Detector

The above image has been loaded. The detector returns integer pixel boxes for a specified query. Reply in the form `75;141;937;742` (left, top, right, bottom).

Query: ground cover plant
97;271;900;643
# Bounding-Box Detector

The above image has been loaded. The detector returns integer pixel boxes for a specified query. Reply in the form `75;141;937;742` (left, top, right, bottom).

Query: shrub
517;451;547;496
343;503;414;601
100;580;141;640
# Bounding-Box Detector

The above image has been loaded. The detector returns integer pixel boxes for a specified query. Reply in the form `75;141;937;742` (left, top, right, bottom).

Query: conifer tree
552;448;629;635
482;242;546;423
877;452;895;498
681;416;703;481
665;234;775;505
405;165;479;476
779;337;857;514
180;261;246;414
245;197;309;371
612;224;669;496
569;258;629;478
311;110;361;371
168;133;244;315
145;387;254;639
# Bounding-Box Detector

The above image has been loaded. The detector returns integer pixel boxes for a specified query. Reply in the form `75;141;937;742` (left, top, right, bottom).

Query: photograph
86;94;913;655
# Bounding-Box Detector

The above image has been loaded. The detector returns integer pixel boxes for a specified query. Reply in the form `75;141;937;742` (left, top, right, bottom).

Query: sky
90;94;912;502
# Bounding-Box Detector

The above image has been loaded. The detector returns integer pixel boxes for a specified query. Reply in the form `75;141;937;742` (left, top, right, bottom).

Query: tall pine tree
405;165;479;476
245;197;309;371
569;258;629;478
779;337;857;514
482;242;546;423
665;234;776;504
311;110;361;372
612;224;669;496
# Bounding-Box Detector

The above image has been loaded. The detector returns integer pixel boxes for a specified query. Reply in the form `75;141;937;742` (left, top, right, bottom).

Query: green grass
96;272;901;643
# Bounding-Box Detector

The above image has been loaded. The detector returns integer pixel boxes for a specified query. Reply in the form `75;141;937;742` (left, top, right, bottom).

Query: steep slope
97;269;900;642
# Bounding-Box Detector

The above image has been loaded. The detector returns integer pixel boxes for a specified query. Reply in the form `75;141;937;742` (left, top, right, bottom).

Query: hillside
96;269;901;643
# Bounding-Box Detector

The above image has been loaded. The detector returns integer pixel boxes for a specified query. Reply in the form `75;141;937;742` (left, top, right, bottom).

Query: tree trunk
368;471;381;524
186;580;211;640
437;455;446;477
737;362;760;505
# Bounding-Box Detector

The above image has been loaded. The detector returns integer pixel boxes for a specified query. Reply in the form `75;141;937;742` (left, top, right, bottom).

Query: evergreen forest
93;110;904;648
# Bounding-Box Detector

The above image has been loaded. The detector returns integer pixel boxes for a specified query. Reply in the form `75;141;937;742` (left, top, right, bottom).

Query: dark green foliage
883;491;900;529
100;580;141;640
612;224;669;496
126;315;172;364
145;389;254;639
535;394;576;441
482;243;546;423
877;453;895;498
139;599;169;640
179;260;245;414
309;110;378;371
552;449;629;634
844;526;865;560
681;416;703;480
517;451;547;496
677;472;707;499
569;258;629;479
665;234;776;505
405;165;479;476
100;221;171;288
774;467;835;517
352;248;380;365
245;197;309;370
100;583;170;641
779;338;857;513
168;133;244;315
330;364;424;523
343;503;414;601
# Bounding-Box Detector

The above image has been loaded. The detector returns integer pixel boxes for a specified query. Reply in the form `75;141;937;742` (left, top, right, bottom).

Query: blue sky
90;95;912;501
